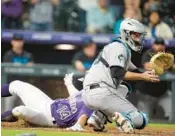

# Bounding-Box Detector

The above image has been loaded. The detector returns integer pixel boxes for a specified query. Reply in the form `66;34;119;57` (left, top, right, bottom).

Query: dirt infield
2;120;175;136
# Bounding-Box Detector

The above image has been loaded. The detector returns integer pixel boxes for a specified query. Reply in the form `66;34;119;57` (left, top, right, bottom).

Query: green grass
2;123;175;136
148;123;175;128
106;122;175;128
1;129;91;136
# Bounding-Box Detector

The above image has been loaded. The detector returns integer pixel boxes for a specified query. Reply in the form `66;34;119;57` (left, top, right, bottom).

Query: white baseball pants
9;80;54;126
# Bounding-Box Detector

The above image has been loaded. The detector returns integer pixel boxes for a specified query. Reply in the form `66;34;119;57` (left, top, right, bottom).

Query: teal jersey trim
111;38;132;93
111;38;131;64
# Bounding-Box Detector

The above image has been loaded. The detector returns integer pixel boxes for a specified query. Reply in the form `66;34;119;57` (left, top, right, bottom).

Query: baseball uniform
51;91;93;127
1;80;93;127
82;38;148;129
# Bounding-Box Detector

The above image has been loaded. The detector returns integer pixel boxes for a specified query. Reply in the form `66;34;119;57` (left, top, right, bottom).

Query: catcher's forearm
124;71;143;81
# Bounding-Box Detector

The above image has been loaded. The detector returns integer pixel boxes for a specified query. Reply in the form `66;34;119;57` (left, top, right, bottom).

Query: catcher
137;37;174;119
82;18;173;134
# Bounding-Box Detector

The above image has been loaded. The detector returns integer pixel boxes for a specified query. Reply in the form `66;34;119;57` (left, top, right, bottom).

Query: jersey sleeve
104;43;128;68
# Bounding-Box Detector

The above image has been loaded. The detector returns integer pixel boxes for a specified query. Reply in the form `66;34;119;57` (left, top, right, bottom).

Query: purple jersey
51;91;93;127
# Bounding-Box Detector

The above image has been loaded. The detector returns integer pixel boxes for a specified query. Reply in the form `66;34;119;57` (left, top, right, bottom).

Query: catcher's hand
150;52;174;75
142;70;160;82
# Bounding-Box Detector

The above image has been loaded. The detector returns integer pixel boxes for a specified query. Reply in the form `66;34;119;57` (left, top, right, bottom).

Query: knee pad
122;111;148;129
12;105;26;117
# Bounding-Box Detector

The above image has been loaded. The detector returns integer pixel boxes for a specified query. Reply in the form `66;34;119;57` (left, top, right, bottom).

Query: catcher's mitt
150;52;174;75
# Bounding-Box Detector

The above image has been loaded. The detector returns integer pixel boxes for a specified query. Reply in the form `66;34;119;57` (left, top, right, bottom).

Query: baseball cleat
87;116;107;132
112;112;134;133
116;122;123;132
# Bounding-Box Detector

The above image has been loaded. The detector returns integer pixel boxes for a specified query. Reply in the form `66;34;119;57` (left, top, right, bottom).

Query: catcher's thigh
9;80;53;119
83;85;137;115
12;105;54;126
82;85;148;129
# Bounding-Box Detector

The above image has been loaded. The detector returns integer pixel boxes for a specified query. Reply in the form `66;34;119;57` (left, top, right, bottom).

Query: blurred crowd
2;0;175;39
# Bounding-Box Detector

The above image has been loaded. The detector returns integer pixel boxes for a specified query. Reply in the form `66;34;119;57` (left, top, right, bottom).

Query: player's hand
66;123;85;131
141;70;160;83
64;73;74;86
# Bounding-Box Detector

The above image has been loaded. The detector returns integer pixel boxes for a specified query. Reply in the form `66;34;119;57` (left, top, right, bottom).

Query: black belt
89;83;100;90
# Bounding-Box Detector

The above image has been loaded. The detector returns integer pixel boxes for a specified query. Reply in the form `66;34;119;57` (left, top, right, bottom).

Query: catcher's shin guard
112;112;134;133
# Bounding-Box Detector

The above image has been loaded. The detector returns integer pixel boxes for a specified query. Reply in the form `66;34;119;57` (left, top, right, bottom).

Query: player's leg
83;85;136;114
83;85;148;133
1;80;54;122
2;105;54;126
87;85;129;132
83;86;135;133
117;85;129;97
158;91;172;118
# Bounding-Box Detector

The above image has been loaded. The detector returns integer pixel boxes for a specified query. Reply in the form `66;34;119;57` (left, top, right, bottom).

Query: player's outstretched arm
124;70;160;83
64;73;79;96
76;114;88;128
66;114;88;131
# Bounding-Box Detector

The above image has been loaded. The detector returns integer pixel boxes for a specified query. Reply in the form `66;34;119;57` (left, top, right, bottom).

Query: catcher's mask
72;76;83;90
120;18;146;52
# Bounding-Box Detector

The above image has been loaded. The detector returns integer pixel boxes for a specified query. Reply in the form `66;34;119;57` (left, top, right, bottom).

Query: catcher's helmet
120;18;146;52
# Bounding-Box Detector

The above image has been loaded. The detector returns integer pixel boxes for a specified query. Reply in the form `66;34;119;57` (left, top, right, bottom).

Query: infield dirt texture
2;119;175;136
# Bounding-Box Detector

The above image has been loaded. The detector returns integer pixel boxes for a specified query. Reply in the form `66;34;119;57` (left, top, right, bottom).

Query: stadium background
1;0;175;123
